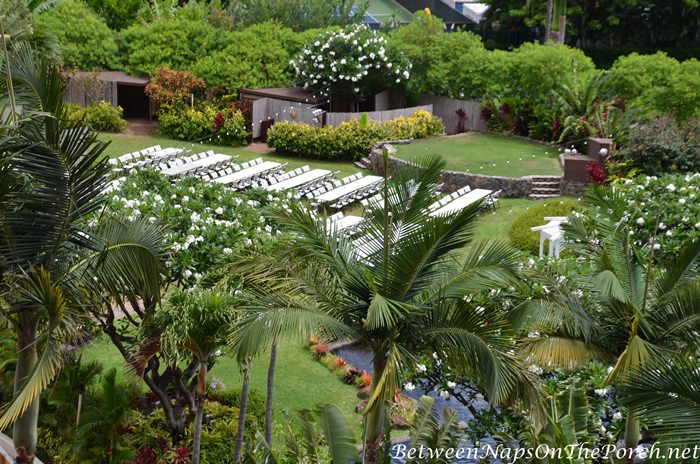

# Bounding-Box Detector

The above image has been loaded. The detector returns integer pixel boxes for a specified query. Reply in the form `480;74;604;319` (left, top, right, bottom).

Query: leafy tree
191;21;299;91
145;67;205;109
35;0;118;69
230;155;541;462
0;0;61;64
144;290;237;464
229;0;364;32
118;17;231;76
643;58;700;121
606;52;680;102
514;186;700;456
84;0;141;30
0;48;164;463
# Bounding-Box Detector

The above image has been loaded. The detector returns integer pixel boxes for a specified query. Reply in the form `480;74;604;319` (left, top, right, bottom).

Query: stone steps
529;176;561;200
354;157;371;170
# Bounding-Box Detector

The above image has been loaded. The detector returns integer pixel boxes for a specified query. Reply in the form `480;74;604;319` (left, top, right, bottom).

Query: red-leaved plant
587;161;608;184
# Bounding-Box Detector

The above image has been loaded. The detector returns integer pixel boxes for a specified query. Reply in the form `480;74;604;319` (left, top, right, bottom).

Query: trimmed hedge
509;200;581;255
66;102;127;133
266;110;444;160
158;104;249;146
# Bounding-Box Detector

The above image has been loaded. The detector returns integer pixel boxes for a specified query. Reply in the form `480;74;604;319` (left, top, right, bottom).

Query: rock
357;386;371;399
355;400;368;413
391;415;410;429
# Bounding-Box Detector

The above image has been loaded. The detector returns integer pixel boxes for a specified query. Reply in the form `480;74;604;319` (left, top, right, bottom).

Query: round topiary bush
509;200;580;255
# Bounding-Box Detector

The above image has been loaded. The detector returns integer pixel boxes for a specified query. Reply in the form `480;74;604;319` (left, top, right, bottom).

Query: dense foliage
613;118;700;175
35;0;118;69
229;0;359;31
145;67;206;109
66;101;127;133
267;110;444;160
158;103;250;146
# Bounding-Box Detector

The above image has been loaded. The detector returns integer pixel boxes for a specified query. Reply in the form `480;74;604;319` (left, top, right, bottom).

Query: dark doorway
117;84;149;118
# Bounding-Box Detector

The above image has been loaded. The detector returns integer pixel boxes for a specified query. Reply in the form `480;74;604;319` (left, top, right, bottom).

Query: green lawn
472;196;582;243
394;133;562;177
80;335;361;428
99;133;364;179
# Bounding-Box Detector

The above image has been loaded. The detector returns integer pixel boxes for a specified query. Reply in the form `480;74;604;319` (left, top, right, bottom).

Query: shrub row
158;104;250;146
266;110;444;160
65;101;127;133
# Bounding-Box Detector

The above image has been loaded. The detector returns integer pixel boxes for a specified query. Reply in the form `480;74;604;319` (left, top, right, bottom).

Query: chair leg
539;233;545;258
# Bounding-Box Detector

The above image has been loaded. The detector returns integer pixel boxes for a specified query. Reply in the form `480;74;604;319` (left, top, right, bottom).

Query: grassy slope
394;133;562;177
99;133;364;179
79;335;361;427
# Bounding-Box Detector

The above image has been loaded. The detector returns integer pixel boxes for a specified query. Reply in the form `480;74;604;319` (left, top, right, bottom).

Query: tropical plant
139;289;236;464
512;186;700;458
0;49;164;463
229;154;542;462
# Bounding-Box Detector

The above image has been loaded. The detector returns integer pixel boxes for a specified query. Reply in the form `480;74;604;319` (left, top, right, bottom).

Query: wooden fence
251;97;320;139
64;77;117;107
419;95;487;134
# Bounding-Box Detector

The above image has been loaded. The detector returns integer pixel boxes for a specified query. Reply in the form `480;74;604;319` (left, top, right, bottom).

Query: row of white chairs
328;179;384;210
205;158;264;180
326;212;365;236
109;145;162;167
121;148;185;170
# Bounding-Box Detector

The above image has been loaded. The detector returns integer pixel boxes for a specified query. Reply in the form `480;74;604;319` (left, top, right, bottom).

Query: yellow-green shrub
509;200;580;255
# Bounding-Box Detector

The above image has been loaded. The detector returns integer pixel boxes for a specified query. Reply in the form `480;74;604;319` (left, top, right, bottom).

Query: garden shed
64;71;153;119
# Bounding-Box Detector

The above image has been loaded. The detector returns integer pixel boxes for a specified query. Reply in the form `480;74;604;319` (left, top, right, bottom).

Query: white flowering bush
291;25;411;96
578;174;700;262
102;169;294;286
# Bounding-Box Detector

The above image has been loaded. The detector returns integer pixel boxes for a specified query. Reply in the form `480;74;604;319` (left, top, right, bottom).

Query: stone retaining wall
369;143;540;198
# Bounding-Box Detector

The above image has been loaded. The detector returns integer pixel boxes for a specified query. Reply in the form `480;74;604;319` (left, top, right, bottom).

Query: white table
531;219;567;258
429;189;492;216
265;169;331;192
212;161;282;185
161;154;231;177
315;176;382;204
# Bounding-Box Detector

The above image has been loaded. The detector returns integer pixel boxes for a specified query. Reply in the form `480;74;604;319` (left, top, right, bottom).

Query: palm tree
0;48;165;463
230;154;542;463
144;290;236;464
513;186;700;458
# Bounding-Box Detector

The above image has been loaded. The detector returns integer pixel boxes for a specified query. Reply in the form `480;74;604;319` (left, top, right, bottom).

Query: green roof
362;0;414;24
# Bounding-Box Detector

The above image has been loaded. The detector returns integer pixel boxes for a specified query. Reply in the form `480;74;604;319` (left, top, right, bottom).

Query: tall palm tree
0;49;164;463
513;186;700;457
230;154;542;463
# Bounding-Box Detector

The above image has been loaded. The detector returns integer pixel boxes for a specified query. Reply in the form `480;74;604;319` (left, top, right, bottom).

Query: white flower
416;363;427;373
403;382;415;392
658;222;666;230
607;366;614;374
214;349;222;357
447;381;456;389
215;207;224;215
636;217;645;225
439;390;450;400
475;393;484;401
679;198;686;204
184;269;193;278
653;243;661;250
666;184;676;192
223;247;233;254
613;411;623;421
594;388;608;397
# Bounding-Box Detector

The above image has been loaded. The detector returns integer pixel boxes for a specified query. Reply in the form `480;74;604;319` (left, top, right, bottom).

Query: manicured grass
472;196;584;243
79;335;361;428
98;133;364;179
393;133;562;177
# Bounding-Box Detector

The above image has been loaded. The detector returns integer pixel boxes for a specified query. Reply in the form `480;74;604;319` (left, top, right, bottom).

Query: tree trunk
558;14;567;44
545;0;553;43
233;360;252;463
265;340;277;446
363;353;387;464
624;409;640;464
192;364;207;464
13;322;39;464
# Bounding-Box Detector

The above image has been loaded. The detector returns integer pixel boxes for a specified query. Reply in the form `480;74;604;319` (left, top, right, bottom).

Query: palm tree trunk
13;322;39;464
265;340;277;446
192;364;207;464
545;0;553;43
363;354;387;464
233;359;252;463
624;409;640;463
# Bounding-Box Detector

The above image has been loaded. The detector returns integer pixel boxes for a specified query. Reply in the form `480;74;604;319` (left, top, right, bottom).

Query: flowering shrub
587;161;608;184
102;169;290;285
158;104;249;146
292;25;411;97
580;174;700;262
267;110;444;160
145;67;206;109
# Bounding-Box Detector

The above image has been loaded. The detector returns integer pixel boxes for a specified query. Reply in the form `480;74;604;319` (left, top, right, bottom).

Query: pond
334;344;505;464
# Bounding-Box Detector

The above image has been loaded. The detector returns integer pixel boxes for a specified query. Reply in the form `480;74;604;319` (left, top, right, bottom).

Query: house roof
393;0;476;25
239;87;324;104
68;71;149;86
